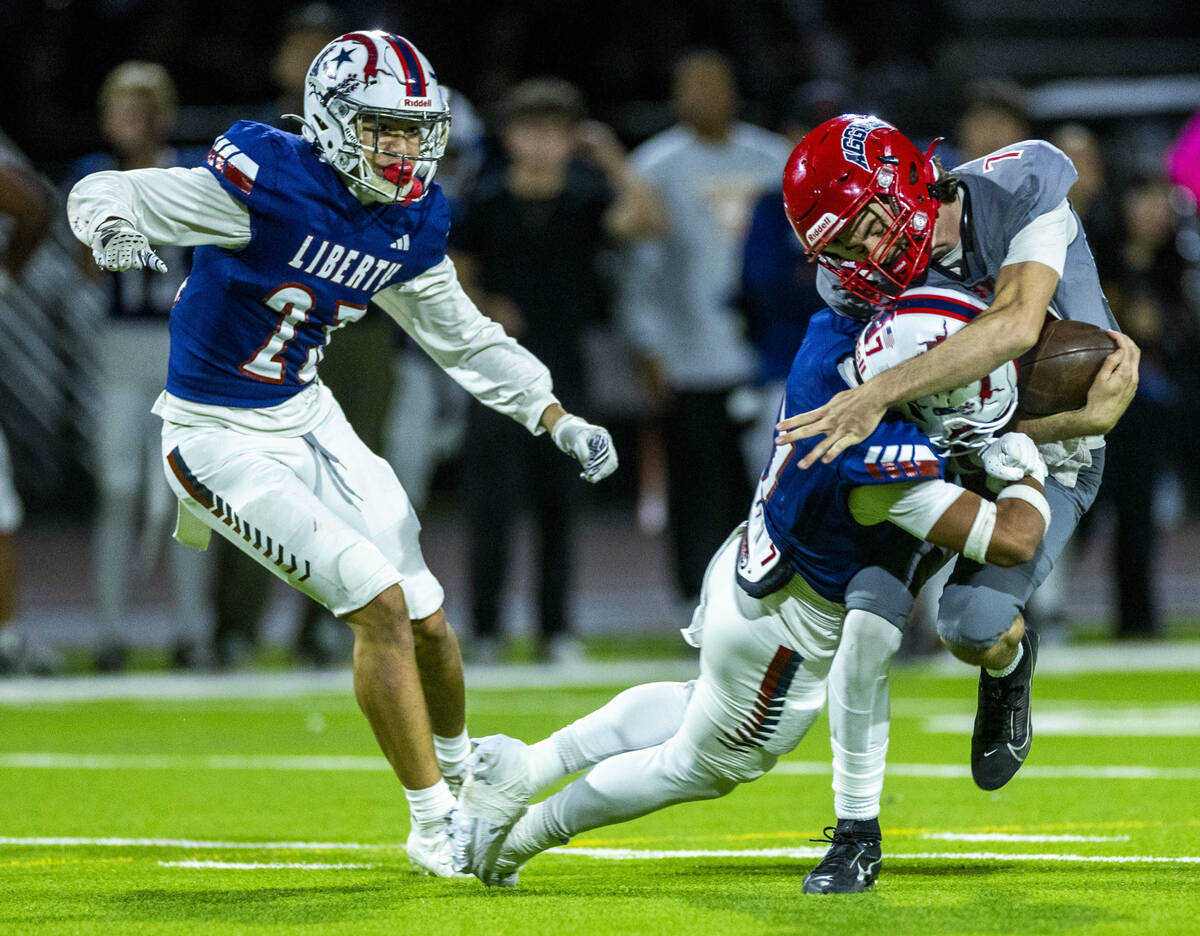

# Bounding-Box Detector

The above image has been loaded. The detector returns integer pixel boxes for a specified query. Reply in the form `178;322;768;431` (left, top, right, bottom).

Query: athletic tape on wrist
996;483;1051;533
962;498;997;564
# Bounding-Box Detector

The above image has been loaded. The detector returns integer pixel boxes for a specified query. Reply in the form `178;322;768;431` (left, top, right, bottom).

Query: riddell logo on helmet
404;98;433;107
805;212;841;246
841;117;891;171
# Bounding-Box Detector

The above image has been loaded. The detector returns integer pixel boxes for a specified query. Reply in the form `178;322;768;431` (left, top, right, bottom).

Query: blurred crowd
1;1;1198;674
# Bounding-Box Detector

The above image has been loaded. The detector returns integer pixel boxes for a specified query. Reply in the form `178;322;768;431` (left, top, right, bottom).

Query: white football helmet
854;288;1018;455
298;30;451;203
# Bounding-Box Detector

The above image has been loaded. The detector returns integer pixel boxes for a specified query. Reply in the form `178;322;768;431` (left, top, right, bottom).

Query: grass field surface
2;648;1199;935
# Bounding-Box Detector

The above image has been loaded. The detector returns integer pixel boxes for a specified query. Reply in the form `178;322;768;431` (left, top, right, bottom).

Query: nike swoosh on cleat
982;749;997;757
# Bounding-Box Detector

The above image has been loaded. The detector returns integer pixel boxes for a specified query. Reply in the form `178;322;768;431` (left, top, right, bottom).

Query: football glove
91;219;168;273
982;432;1047;489
551;414;618;483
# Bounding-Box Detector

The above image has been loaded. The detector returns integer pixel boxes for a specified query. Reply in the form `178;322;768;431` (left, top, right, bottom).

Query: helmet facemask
901;371;1018;456
854;299;1018;457
804;165;935;307
353;111;451;203
298;31;452;205
784;115;942;309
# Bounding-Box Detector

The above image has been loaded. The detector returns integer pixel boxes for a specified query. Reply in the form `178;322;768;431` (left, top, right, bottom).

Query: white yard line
158;861;373;870
0;837;396;849
772;762;1200;780
3;752;1198;780
922;833;1131;843
551;847;1200;864
0;753;390;771
1;642;1199;704
7;837;1197;866
924;708;1200;737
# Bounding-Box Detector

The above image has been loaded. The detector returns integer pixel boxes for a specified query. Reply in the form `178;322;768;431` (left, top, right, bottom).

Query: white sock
829;611;901;820
404;779;455;830
499;801;562;867
832;739;889;820
526;739;570;792
433;728;471;775
986;640;1024;678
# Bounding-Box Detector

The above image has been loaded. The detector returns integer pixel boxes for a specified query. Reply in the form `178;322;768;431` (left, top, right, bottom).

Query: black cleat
971;628;1039;790
802;818;882;894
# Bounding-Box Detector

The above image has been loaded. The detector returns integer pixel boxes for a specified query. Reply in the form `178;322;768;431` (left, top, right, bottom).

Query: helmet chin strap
383;159;423;205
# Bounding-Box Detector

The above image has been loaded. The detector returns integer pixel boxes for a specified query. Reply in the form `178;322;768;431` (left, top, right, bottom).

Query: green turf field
2;653;1199;935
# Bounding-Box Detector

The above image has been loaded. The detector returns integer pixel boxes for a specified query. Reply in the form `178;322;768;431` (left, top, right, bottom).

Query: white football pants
160;387;444;619
524;531;844;844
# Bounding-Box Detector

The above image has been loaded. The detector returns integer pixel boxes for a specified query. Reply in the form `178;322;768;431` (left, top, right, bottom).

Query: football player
448;292;1052;888
775;115;1139;892
66;31;618;878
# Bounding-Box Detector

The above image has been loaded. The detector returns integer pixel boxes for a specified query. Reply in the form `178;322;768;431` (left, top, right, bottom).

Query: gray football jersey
819;139;1118;331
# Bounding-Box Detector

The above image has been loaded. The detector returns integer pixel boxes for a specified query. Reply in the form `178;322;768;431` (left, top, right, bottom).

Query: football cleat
971;628;1039;790
802;818;882;894
405;818;472;878
449;735;534;885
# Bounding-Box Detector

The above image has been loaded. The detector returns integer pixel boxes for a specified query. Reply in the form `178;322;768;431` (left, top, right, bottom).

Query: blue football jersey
166;121;451;406
754;310;948;603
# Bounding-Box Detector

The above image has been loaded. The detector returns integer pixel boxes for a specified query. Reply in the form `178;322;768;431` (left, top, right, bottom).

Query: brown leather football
1015;319;1117;417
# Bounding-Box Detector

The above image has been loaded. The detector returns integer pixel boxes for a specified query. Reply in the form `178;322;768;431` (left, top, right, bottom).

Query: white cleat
405;820;473;878
449;734;534;886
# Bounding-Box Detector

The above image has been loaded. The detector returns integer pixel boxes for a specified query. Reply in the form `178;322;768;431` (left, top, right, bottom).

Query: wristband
962;498;997;564
997;483;1052;533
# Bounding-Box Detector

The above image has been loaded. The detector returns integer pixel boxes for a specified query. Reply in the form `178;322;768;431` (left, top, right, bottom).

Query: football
1014;319;1117;417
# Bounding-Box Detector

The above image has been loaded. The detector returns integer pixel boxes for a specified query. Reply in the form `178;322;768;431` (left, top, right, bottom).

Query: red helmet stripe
339;33;380;81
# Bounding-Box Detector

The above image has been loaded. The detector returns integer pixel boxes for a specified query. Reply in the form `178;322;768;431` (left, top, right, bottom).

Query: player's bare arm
926;477;1048;567
576;120;668;240
779;260;1059;468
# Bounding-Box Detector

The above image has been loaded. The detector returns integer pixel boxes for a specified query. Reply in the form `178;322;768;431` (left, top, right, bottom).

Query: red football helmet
783;114;941;306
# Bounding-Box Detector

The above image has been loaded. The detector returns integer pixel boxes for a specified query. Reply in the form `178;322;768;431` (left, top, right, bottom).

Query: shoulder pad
203;121;281;202
958;140;1078;226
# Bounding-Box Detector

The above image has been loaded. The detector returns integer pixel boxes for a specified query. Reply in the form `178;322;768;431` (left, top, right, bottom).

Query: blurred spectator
738;80;851;479
1166;107;1200;205
1050;123;1121;274
384;86;485;513
70;61;211;671
0;159;62;675
0;160;54;280
619;50;791;605
1101;173;1193;638
956;78;1031;163
451;77;664;663
1165;109;1200;516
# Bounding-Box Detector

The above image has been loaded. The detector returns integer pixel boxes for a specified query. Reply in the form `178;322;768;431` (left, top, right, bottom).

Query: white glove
551;414;618;483
982;432;1047;490
91;219;168;273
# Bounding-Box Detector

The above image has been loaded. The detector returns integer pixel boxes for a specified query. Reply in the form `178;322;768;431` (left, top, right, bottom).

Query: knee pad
837;610;903;676
937;583;1018;651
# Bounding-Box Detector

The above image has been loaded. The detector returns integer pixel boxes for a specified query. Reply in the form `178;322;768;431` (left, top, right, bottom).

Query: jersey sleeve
971;140;1079;235
848;477;964;539
1001;197;1078;275
202;121;280;207
67;165;252;249
836;418;947;486
372;256;559;435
